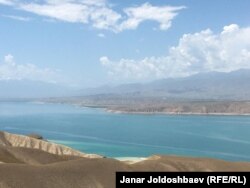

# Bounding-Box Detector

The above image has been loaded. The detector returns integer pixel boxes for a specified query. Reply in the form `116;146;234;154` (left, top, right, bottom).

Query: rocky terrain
1;131;250;188
45;96;250;115
107;101;250;115
0;131;101;160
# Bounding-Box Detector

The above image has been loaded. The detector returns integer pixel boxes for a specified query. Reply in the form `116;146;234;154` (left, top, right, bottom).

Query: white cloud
0;0;14;5
101;24;250;81
97;33;105;38
221;24;239;34
119;3;185;31
100;56;110;65
89;6;121;31
100;56;172;81
19;1;90;23
4;54;14;65
0;0;184;32
0;54;60;83
2;14;31;21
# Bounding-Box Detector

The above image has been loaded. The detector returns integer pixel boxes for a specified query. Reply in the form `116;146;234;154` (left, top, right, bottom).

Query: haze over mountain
1;69;250;100
80;69;250;101
0;80;76;99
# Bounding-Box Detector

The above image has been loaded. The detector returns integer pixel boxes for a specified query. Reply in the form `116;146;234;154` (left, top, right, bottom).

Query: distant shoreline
35;101;250;116
25;99;250;116
106;109;250;116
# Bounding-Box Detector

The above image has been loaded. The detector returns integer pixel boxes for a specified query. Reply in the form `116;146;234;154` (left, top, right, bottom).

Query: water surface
0;102;250;161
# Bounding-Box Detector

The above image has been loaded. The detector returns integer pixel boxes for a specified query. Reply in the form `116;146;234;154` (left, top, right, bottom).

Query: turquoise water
0;102;250;161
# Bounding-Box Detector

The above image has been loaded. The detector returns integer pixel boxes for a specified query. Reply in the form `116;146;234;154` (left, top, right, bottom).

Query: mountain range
1;69;250;100
80;69;250;100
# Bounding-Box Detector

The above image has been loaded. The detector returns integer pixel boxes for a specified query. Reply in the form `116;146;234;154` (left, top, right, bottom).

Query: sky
0;0;250;88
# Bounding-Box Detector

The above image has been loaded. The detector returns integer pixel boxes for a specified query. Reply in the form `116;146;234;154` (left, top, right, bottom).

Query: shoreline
2;131;250;164
106;109;250;116
115;157;147;164
15;100;250;117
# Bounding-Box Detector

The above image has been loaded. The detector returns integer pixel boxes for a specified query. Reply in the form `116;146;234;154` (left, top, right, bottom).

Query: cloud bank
0;0;184;32
0;54;60;83
101;24;250;81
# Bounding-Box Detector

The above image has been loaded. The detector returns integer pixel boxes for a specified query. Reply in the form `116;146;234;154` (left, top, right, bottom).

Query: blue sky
0;0;250;88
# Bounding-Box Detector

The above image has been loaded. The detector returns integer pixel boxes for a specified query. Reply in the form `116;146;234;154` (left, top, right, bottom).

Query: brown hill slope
0;131;101;159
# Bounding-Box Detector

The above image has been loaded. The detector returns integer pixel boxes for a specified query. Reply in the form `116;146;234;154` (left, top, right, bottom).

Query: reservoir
0;102;250;161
